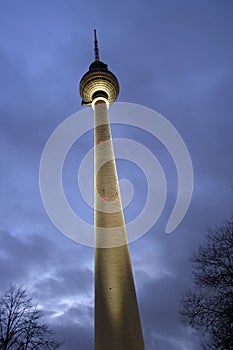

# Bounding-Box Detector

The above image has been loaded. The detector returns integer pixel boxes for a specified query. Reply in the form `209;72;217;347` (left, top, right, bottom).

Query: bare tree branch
180;219;233;350
0;285;62;350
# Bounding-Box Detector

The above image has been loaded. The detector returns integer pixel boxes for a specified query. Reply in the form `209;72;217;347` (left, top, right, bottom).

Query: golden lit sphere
79;61;119;106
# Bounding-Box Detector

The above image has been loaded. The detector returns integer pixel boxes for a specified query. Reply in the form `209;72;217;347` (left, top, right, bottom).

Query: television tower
79;30;145;350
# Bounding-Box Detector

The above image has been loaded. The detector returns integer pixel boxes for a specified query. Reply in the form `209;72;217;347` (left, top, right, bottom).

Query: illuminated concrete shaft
79;30;145;350
94;101;145;350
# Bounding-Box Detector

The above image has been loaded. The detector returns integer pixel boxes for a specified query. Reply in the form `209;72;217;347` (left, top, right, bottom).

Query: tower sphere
79;31;119;106
79;60;119;106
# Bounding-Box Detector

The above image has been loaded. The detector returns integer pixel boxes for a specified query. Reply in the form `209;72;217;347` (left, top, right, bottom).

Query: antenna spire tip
94;29;99;61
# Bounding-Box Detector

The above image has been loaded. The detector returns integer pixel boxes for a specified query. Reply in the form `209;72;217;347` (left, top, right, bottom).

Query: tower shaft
94;101;145;350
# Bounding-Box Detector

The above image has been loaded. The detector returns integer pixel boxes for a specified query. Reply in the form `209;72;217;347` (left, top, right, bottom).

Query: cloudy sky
1;1;233;349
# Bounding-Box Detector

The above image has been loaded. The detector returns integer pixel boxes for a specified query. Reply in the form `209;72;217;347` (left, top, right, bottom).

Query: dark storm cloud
139;276;198;350
54;322;93;350
0;231;52;288
1;0;233;349
0;230;93;295
33;265;93;301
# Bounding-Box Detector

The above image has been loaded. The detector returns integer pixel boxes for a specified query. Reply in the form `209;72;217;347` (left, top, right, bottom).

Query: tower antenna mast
94;29;99;61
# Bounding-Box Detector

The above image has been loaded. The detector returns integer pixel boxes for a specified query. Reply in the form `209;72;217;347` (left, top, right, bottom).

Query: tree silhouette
181;219;233;349
0;285;61;350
